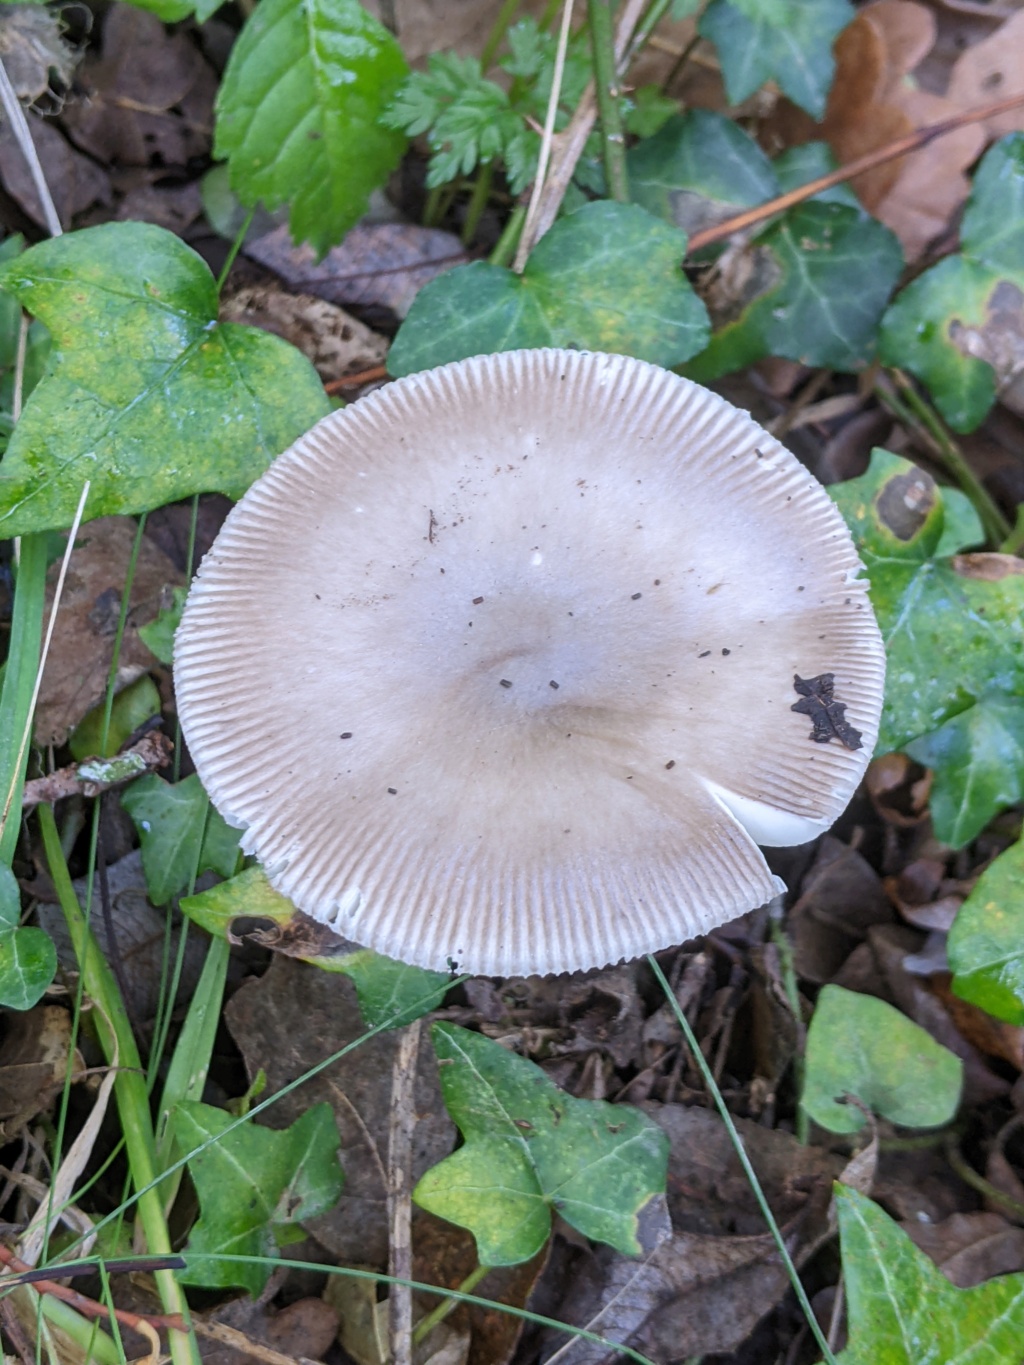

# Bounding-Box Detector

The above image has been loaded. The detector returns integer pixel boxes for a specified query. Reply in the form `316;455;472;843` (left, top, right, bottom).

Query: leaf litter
5;1;1024;1363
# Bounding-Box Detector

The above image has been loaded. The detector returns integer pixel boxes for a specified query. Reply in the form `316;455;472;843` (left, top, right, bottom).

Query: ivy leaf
175;1100;343;1295
879;134;1024;432
836;1185;1024;1364
0;864;55;1011
802;985;962;1135
686;201;902;380
829;450;1024;846
699;0;853;118
68;676;162;762
181;866;449;1029
772;141;860;209
628;110;778;239
414;1023;669;1266
388;201;708;376
121;774;240;905
948;837;1024;1026
0;223;329;537
137;586;188;666
215;0;408;256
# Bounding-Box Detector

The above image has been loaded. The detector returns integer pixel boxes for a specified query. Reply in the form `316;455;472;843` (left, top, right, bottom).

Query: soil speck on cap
499;679;512;688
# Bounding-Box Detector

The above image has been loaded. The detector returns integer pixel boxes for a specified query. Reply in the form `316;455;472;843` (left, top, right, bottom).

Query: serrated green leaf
389;200;708;375
121;774;240;905
879;134;1024;432
803;985;962;1134
414;1023;668;1266
181;866;448;1029
686;201;902;380
948;838;1024;1026
906;699;1024;847
836;1185;1024;1364
138;586;187;666
829;452;1024;812
623;86;678;139
699;0;853;118
0;223;329;536
0;864;56;1011
175;1100;343;1295
215;0;408;255
628;110;778;238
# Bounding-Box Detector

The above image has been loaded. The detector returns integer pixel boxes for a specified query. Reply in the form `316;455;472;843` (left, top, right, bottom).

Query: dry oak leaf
947;8;1024;141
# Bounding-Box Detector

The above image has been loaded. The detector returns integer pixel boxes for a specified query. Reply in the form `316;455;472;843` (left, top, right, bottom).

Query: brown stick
686;91;1024;253
20;732;172;809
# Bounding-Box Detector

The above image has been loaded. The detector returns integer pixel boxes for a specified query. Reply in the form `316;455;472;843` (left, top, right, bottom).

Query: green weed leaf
121;774;240;905
830;450;1024;844
0;223;328;536
687;202;902;379
181;866;449;1028
215;0;408;255
0;864;55;1011
138;586;187;666
414;1023;669;1266
388;201;708;375
699;0;853;118
175;1100;343;1295
802;985;962;1134
880;134;1024;432
948;837;1024;1026
836;1185;1024;1363
68;676;162;762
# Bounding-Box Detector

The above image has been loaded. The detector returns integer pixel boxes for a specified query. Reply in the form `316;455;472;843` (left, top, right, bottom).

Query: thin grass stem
480;0;524;70
588;0;628;201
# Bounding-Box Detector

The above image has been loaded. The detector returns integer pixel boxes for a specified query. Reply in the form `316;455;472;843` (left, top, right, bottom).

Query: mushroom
175;349;884;977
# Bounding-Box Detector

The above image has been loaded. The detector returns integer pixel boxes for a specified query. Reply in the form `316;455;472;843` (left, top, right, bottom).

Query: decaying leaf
220;286;388;383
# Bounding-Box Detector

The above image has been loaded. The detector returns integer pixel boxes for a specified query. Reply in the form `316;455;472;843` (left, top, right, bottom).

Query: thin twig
0;55;62;236
388;1017;422;1365
516;0;576;271
20;732;173;810
687;90;1024;253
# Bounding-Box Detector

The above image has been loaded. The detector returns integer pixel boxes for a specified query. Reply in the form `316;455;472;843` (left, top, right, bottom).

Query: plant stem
588;0;629;202
461;161;495;246
215;206;256;295
412;1265;490;1344
876;372;1010;543
1000;503;1024;555
647;955;839;1365
480;0;524;70
769;911;808;1144
38;803;201;1365
627;0;674;63
490;204;527;267
0;534;47;865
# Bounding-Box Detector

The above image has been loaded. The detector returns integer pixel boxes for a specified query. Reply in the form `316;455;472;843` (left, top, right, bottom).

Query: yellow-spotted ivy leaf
0;864;55;1011
879;133;1024;432
0;222;329;536
388;200;708;376
686;201;902;380
948;837;1024;1026
628;109;777;240
414;1023;669;1266
121;774;241;905
215;0;408;256
836;1185;1024;1365
829;450;1024;845
175;1100;343;1295
699;0;854;118
803;986;962;1135
181;865;449;1029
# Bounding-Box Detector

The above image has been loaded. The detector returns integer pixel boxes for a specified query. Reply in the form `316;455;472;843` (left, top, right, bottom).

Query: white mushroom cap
175;350;884;977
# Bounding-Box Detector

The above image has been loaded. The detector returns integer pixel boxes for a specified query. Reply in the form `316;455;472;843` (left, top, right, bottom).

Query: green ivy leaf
948;837;1024;1026
0;864;56;1011
772;141;860;208
413;1023;669;1266
686;201;903;380
121;774;240;905
879;134;1024;432
215;0;408;256
829;450;1024;846
388;201;708;376
802;985;962;1135
699;0;853;118
137;586;187;666
836;1185;1024;1364
0;223;329;537
69;676;162;762
628;110;778;239
175;1100;343;1295
181;866;449;1029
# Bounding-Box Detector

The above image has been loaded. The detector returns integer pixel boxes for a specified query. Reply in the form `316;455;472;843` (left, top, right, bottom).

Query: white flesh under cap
175;349;885;977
